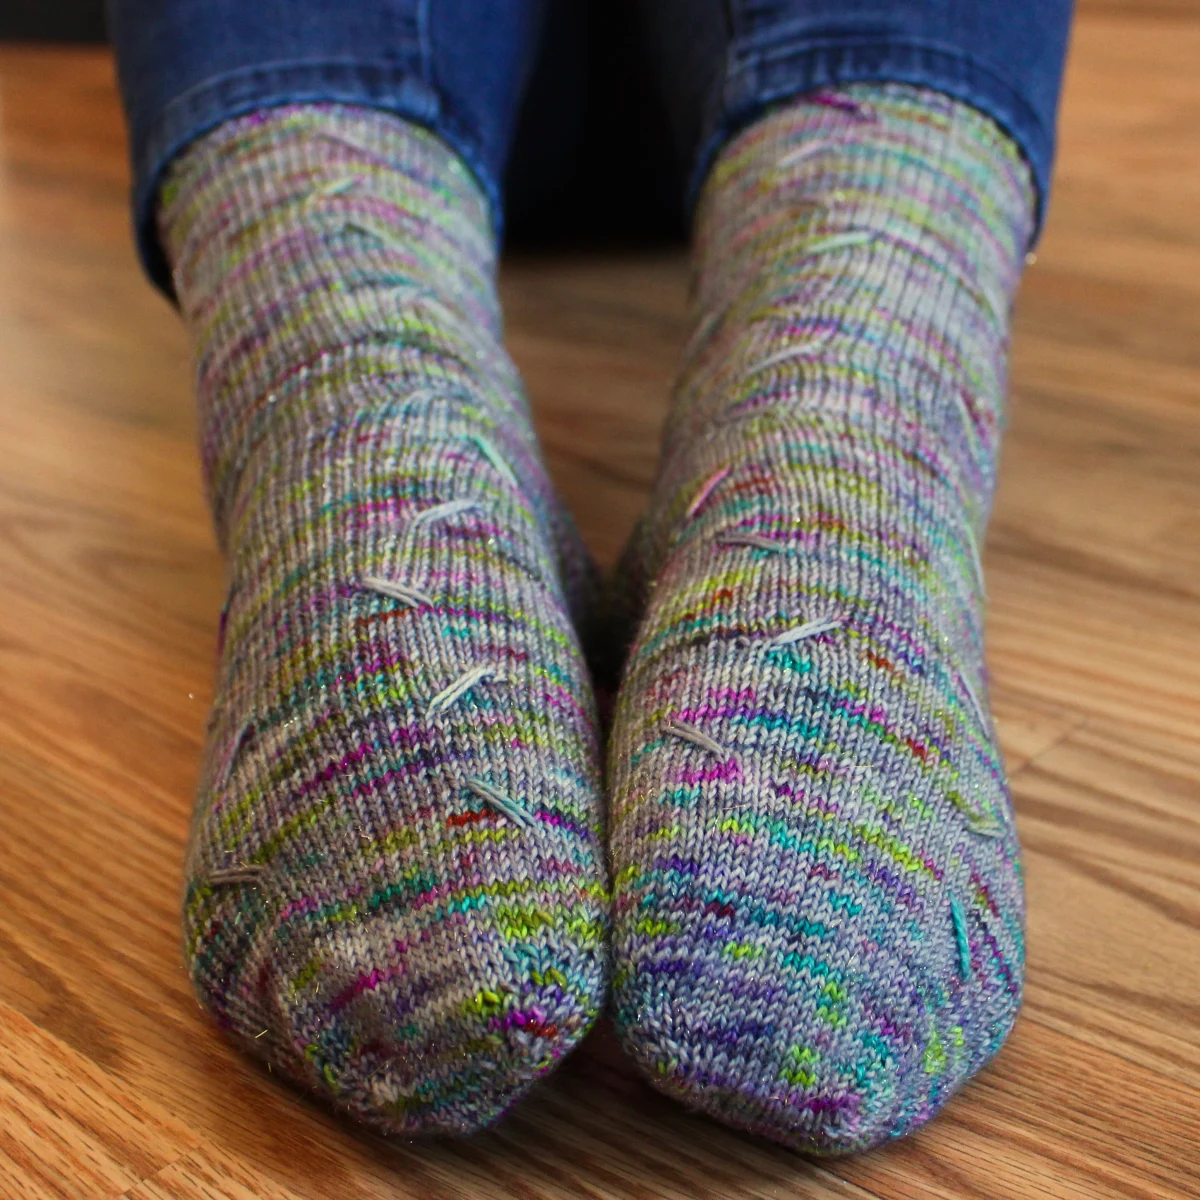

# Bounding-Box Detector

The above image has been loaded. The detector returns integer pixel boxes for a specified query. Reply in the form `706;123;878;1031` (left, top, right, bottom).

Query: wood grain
0;12;1198;1199
0;1009;198;1200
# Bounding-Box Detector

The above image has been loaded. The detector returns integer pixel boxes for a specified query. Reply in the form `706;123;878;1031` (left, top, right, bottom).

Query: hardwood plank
1;10;1199;1199
122;1147;309;1200
502;252;687;567
1078;2;1200;17
989;686;1083;777
0;1006;199;1200
833;1020;1200;1200
1018;720;1200;1083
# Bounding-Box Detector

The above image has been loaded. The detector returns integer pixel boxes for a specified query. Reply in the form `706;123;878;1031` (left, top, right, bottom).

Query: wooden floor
1;11;1198;1199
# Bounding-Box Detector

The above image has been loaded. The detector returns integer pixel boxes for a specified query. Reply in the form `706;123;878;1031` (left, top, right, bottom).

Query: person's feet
608;85;1034;1153
164;107;608;1134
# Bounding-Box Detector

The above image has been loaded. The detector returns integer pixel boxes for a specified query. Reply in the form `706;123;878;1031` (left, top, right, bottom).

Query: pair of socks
164;84;1033;1153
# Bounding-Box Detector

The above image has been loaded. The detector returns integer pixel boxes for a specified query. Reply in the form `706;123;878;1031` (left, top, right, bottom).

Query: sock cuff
157;103;496;308
693;83;1036;304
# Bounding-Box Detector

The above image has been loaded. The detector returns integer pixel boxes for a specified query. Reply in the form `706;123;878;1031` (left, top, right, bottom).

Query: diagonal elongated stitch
214;718;254;788
713;399;793;431
775;139;833;170
808;90;876;120
361;576;434;608
388;285;436;314
686;466;731;519
806;230;875;256
965;816;1004;839
959;670;990;731
949;896;972;979
427;665;497;718
343;219;413;254
743;340;821;378
663;718;729;759
464;778;533;829
770;617;844;646
952;386;983;443
208;865;266;887
947;788;1005;838
962;522;987;596
718;530;786;553
399;387;440;409
680;304;728;365
410;498;479;528
312;176;358;200
468;433;520;490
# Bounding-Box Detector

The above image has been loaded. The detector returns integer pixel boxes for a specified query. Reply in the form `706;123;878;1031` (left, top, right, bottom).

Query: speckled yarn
160;106;608;1135
609;85;1034;1153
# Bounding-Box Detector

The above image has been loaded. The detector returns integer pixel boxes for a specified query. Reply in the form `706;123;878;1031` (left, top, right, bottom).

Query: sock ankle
162;105;608;1135
609;84;1034;1153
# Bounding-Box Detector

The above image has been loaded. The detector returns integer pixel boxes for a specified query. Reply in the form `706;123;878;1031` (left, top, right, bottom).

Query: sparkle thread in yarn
609;84;1034;1154
161;105;608;1136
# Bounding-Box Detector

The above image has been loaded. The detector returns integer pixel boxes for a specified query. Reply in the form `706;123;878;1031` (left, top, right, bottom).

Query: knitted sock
609;85;1034;1153
162;106;608;1135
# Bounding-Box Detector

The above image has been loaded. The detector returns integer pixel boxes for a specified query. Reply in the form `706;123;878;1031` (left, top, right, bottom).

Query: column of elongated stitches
160;104;608;1135
608;84;1035;1153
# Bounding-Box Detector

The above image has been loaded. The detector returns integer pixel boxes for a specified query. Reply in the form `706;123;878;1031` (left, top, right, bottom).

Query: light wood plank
121;1147;309;1200
1020;720;1200;1084
0;11;1198;1198
0;1007;199;1200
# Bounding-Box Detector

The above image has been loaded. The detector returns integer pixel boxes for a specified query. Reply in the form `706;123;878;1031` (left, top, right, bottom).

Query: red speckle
446;810;493;827
518;1020;559;1039
906;737;929;761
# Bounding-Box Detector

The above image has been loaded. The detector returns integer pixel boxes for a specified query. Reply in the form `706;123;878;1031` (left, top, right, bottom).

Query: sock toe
282;920;602;1135
608;84;1033;1152
612;756;1022;1153
610;625;1024;1152
186;751;607;1135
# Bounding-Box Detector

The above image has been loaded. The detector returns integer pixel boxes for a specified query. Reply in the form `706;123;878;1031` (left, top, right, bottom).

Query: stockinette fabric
161;104;608;1135
608;84;1034;1153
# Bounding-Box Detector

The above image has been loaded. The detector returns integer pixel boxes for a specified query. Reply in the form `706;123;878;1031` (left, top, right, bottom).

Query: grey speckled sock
161;105;608;1136
609;84;1035;1153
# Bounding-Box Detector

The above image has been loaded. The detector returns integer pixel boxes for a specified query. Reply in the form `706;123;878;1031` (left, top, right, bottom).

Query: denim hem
689;35;1058;247
131;58;501;298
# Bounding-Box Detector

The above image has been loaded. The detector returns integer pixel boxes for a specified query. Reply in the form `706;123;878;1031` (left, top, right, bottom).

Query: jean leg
105;0;548;292
639;0;1073;239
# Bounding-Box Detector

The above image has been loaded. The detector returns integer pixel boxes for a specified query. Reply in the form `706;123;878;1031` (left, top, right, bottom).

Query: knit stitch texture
161;105;608;1135
609;84;1034;1153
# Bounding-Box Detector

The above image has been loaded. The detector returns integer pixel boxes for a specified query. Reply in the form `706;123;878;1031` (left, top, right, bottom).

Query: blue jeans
107;0;1073;294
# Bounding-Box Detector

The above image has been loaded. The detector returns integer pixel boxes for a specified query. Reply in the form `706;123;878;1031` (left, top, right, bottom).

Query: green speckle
723;941;763;960
924;1029;947;1075
636;917;679;938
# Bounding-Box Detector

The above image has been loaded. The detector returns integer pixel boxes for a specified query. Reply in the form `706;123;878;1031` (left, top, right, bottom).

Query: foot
608;85;1034;1153
164;106;608;1135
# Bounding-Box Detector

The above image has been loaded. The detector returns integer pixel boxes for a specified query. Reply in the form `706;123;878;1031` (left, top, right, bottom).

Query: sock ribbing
163;105;608;1135
609;84;1034;1153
